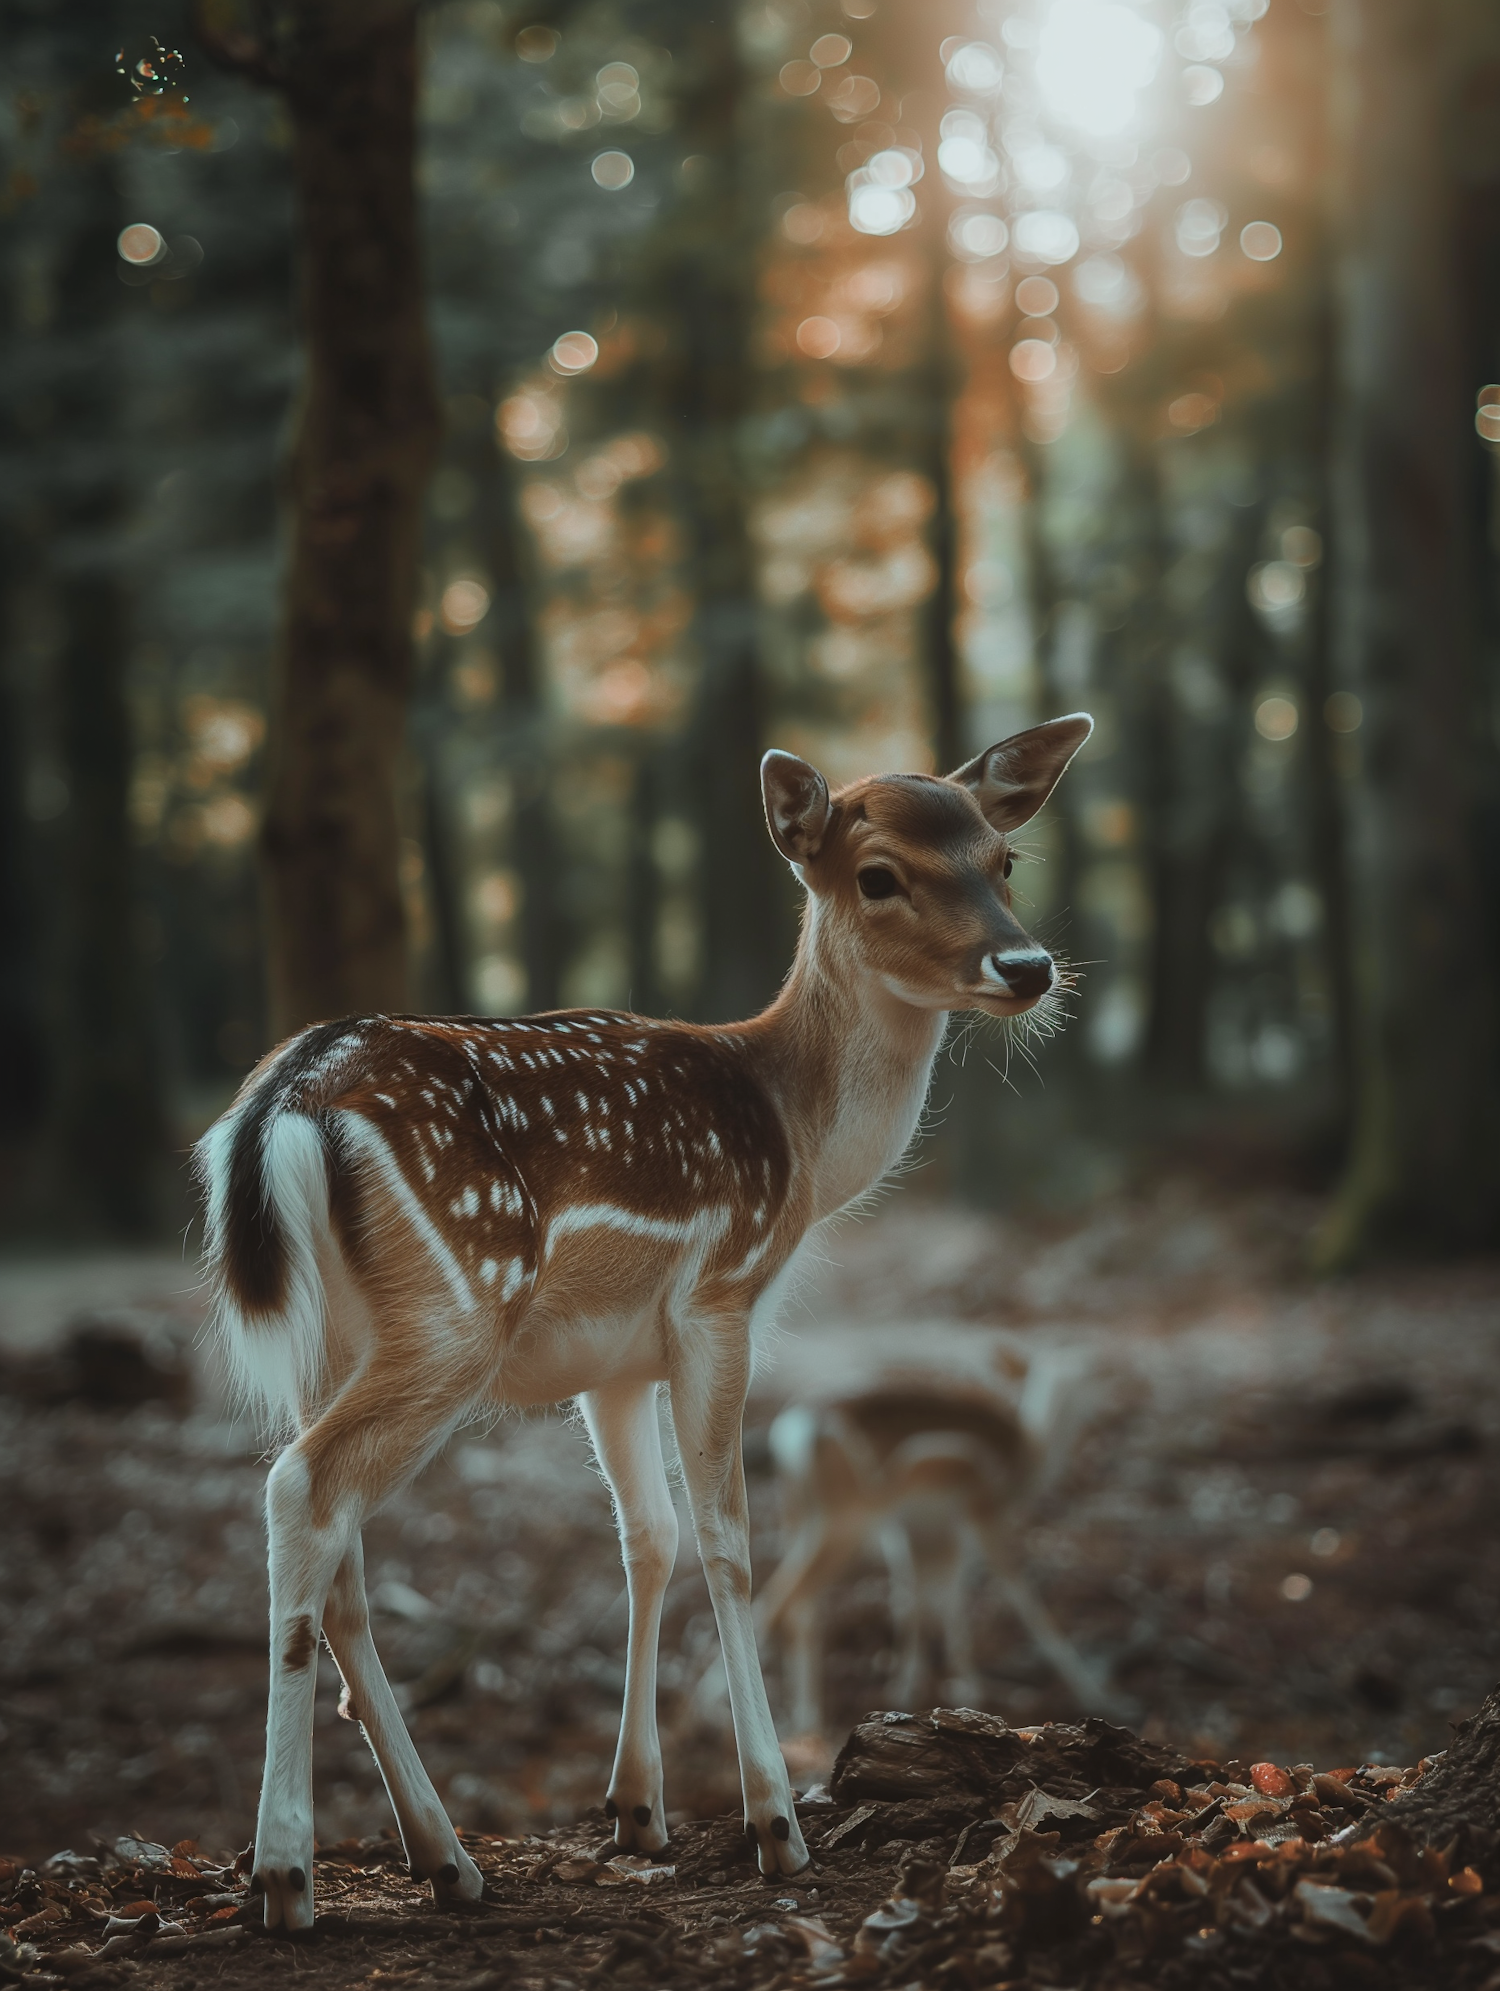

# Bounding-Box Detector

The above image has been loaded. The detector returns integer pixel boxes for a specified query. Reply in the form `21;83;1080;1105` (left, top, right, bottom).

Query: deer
756;1340;1115;1737
194;714;1091;1931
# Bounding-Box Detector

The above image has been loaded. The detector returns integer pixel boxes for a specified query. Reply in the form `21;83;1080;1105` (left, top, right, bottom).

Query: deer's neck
744;900;947;1222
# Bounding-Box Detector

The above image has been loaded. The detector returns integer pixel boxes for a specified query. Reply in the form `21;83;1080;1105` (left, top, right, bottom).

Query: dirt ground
3;1179;1500;1985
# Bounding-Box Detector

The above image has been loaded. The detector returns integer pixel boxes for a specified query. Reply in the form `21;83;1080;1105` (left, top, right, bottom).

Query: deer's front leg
670;1331;809;1877
580;1380;677;1854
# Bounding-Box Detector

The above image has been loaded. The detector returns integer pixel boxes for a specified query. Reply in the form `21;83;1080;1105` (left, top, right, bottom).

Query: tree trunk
1388;1679;1500;1870
257;3;441;1039
1318;0;1500;1260
42;16;164;1234
1141;494;1262;1093
481;433;566;1011
665;34;790;1024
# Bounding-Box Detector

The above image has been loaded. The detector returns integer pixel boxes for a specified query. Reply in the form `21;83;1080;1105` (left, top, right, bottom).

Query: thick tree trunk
1318;0;1500;1259
258;3;440;1038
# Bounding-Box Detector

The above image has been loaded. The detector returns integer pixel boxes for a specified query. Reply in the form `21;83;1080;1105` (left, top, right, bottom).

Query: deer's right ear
761;750;831;864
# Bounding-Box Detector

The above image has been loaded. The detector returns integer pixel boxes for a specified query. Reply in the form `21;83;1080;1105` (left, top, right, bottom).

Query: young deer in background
197;715;1091;1930
757;1343;1114;1735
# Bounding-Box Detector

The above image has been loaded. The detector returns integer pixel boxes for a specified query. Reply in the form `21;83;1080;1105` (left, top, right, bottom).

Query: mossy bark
1317;0;1500;1263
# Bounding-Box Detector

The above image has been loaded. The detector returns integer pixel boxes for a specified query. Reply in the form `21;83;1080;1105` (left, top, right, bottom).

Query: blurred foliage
2;0;1499;1241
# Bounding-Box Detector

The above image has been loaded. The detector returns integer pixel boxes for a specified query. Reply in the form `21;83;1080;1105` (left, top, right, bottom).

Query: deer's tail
194;1021;354;1437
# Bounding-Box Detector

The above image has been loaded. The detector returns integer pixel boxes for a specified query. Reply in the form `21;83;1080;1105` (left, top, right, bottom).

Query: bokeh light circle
948;210;1009;260
1014;275;1059;316
549;330;599;374
1240;220;1283;261
1255;695;1299;742
1010;338;1058;382
440;579;491;635
118;223;164;265
796;316;841;359
848;183;915;235
591;151;635;189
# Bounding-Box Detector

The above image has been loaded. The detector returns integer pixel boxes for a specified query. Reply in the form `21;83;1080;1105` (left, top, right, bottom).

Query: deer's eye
1003;856;1014;879
858;866;900;901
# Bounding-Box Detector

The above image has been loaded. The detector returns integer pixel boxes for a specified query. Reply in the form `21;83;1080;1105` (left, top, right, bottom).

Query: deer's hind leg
254;1368;480;1930
322;1535;484;1901
580;1379;677;1854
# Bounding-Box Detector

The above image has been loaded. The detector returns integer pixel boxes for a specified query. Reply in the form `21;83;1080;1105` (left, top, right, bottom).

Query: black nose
988;950;1053;1000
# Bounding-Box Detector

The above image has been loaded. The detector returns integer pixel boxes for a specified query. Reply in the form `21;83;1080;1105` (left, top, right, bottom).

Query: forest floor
4;1177;1500;1988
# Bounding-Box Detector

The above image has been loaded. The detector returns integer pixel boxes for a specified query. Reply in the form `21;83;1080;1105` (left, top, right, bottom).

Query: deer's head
761;715;1092;1017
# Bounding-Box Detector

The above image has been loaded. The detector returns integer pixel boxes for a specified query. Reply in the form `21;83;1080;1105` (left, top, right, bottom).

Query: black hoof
633;1805;652;1827
744;1822;758;1847
771;1817;790;1842
604;1798;618;1819
287;1868;306;1893
436;1862;459;1885
248;1873;266;1896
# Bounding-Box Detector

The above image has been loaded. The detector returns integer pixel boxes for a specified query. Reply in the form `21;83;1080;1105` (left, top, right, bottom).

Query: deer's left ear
949;713;1093;833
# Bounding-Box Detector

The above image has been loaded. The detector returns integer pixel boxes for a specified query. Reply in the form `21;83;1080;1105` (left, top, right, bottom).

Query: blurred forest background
4;0;1500;1260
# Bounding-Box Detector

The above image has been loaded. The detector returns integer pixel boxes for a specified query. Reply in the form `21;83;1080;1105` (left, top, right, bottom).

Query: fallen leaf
1001;1787;1103;1832
823;1803;878;1849
550;1858;603;1884
1251;1762;1294;1798
1295;1878;1372;1942
110;1839;172;1871
1225;1798;1285;1824
12;1908;67;1937
595;1856;675;1886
